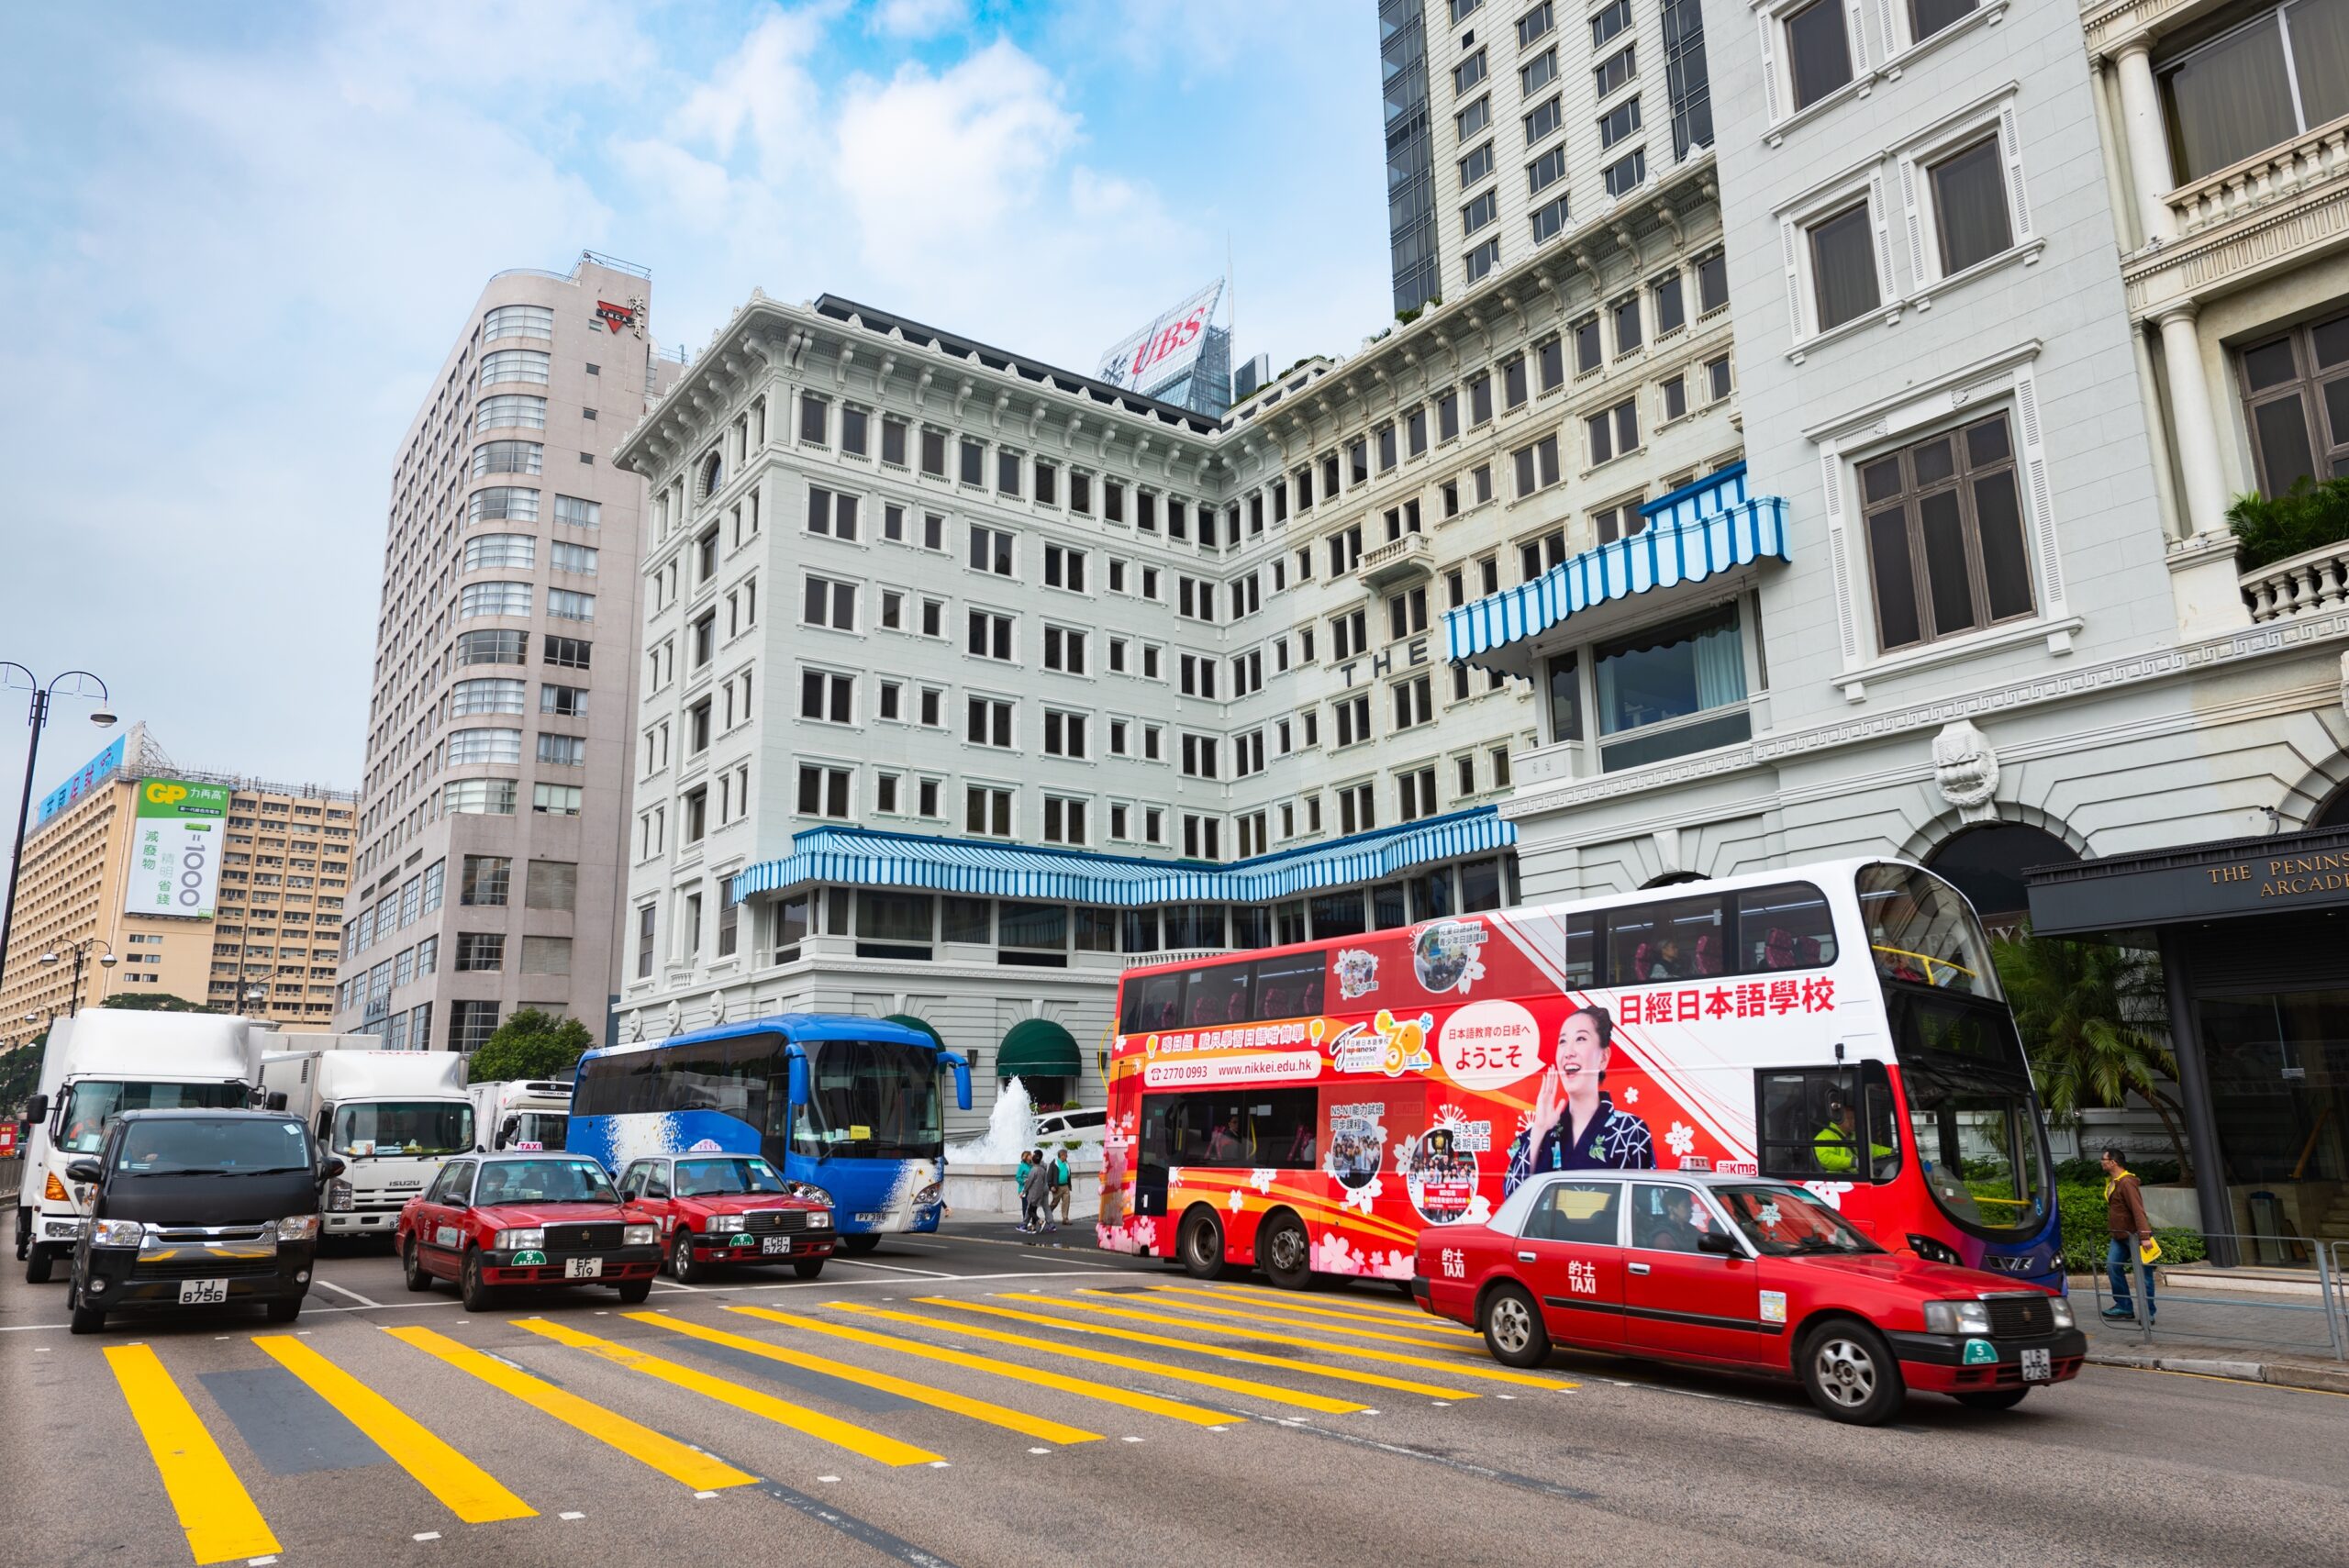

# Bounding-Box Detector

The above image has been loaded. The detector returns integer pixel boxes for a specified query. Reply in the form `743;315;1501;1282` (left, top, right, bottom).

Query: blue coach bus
568;1014;972;1251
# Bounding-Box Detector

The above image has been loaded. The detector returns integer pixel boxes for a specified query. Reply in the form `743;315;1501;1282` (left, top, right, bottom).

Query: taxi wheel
1480;1284;1551;1368
668;1233;701;1284
1955;1388;2030;1412
1178;1209;1229;1281
460;1249;495;1313
615;1278;652;1305
402;1239;436;1294
793;1259;825;1280
1258;1212;1311;1291
1799;1321;1906;1425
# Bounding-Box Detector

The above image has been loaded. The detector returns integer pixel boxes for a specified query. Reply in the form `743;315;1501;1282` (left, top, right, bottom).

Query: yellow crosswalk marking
514;1317;940;1467
1160;1285;1484;1333
1123;1289;1503;1355
103;1345;281;1566
1143;1283;1481;1338
253;1336;534;1524
728;1307;1236;1427
918;1296;1476;1399
628;1311;1101;1445
1195;1281;1456;1326
835;1303;1364;1414
1042;1291;1572;1391
384;1325;757;1491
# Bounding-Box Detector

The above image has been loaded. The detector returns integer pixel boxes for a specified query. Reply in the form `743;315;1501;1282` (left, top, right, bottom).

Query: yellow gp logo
145;783;189;805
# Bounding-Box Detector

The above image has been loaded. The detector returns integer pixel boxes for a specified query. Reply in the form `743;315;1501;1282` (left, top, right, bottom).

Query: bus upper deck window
1733;883;1837;972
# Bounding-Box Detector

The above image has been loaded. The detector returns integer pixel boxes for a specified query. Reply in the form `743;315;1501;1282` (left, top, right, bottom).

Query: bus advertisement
569;1014;972;1250
1098;860;2062;1291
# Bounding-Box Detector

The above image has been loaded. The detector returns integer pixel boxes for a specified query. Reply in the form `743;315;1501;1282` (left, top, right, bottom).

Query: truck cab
17;1013;262;1284
469;1078;573;1152
261;1043;473;1240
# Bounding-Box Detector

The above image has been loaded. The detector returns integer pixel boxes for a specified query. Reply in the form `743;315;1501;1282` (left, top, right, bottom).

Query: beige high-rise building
0;725;355;1044
333;253;670;1051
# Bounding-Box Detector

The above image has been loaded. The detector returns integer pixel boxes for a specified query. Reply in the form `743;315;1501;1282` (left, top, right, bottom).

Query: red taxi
1413;1172;2084;1424
616;1152;836;1283
398;1151;661;1311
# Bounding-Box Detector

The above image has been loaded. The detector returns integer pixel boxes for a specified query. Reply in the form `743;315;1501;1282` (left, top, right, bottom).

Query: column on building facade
2111;42;2177;247
2155;304;2229;538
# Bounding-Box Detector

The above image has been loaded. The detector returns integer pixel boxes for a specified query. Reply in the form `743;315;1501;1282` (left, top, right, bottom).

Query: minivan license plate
179;1279;228;1306
564;1257;603;1280
2021;1347;2052;1382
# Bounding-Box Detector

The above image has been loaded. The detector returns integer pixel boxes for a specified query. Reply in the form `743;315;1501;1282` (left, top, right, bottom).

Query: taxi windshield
1716;1184;1882;1256
674;1157;788;1197
474;1158;615;1205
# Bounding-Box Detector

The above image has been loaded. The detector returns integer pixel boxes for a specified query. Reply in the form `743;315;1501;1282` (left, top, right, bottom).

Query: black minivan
66;1109;344;1335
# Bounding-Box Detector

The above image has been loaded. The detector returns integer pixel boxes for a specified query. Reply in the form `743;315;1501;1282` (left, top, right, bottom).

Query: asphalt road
2;1228;2342;1568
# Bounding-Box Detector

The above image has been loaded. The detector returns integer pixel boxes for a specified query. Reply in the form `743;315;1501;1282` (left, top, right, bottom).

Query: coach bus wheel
1178;1208;1228;1280
841;1234;881;1256
1259;1212;1311;1290
1481;1284;1551;1368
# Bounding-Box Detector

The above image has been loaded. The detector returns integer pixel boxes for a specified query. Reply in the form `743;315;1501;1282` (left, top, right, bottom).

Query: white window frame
1876;0;2006;69
1775;153;1896;354
1892;88;2038;297
1754;0;1872;135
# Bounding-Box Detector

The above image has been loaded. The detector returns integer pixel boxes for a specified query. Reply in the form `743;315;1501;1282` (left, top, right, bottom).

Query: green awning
883;1013;946;1053
997;1018;1080;1081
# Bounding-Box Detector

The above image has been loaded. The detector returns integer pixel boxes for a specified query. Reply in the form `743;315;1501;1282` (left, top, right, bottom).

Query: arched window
698;450;724;500
1923;823;2079;931
2313;781;2349;828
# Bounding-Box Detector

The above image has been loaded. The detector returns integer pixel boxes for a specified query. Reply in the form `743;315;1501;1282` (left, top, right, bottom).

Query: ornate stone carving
1932;720;2001;819
2340;650;2349;720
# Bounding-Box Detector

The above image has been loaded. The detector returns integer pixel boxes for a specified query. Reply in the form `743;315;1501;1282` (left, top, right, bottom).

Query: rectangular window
1590;0;1630;47
965;786;1013;838
1042;544;1088;592
1697;250;1729;314
540;684;586;717
1041;795;1088;847
1465;238;1502;283
1708;353;1733;401
1587;398;1639;463
1663;374;1688;421
1042;625;1087;673
960;438;985;485
799;669;855;724
536;733;585;766
1513;435;1561;495
1602;147;1646;197
461;855;510;906
1592;603;1751;769
920;428;946;477
1517;0;1554;45
1520;46;1557;95
798;393;829;444
2240;310;2349;495
1503;355;1528;408
1455;48;1486;93
1928;136;2013;276
882;416;908;465
546;588;595;621
1469;371;1494;424
1596;41;1636;96
1809;202;1879;331
969;524;1015;576
1523;95;1562;143
1463;189;1497;236
967;609;1014;660
1612;293;1642;355
1662;0;1712;157
530;783;582;817
1859;413;2034;652
796;764;852;819
802;573;857;630
1786;0;1854;111
1458;94;1490;140
1599;95;1641;148
1574;315;1602;374
1460;140;1495;187
841;406;869;458
967;695;1015;748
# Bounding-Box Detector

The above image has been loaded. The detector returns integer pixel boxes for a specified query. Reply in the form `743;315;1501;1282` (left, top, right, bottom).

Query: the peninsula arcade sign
2027;825;2349;935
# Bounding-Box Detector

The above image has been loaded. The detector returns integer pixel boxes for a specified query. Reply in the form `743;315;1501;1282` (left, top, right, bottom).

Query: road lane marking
250;1337;533;1524
103;1345;281;1566
1112;1289;1532;1371
627;1312;1101;1445
1190;1281;1451;1322
383;1325;757;1491
313;1279;382;1308
728;1305;1233;1426
513;1318;941;1467
824;1258;955;1277
1145;1283;1481;1337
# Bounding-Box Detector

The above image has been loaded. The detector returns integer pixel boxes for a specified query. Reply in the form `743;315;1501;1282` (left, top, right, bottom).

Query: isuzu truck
260;1043;473;1240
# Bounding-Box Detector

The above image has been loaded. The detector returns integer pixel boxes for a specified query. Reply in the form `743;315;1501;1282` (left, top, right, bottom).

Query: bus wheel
1177;1208;1228;1280
1799;1320;1906;1425
1258;1213;1311;1290
841;1234;881;1256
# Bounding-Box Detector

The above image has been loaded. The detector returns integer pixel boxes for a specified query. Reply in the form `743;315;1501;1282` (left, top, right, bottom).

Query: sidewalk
2071;1273;2349;1395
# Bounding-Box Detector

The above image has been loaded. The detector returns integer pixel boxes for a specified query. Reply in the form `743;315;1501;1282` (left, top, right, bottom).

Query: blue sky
0;0;1386;804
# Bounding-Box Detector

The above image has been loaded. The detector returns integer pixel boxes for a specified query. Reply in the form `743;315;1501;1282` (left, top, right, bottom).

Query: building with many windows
332;255;672;1051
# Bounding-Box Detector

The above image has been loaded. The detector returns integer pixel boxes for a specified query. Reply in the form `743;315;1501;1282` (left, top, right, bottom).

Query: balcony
2126;113;2349;317
1355;530;1434;591
2240;536;2349;623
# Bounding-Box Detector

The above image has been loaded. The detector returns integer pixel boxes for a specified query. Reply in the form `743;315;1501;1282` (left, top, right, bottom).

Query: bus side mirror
943;1052;972;1111
24;1095;47;1125
786;1052;808;1108
265;1092;288;1111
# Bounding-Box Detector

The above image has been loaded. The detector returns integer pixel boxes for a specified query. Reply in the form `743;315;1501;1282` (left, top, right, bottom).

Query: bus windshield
1900;1051;2052;1240
793;1040;943;1161
59;1081;248;1153
332;1101;474;1157
1855;863;2002;998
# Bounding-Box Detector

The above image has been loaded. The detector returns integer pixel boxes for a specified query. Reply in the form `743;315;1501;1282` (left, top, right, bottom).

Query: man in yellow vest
1813;1094;1892;1177
2100;1147;2156;1324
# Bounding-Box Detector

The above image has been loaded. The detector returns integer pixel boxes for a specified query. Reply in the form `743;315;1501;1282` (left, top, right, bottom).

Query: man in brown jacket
2100;1147;2156;1324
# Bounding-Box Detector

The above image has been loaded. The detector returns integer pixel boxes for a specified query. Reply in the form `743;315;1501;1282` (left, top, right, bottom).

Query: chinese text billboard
126;777;230;918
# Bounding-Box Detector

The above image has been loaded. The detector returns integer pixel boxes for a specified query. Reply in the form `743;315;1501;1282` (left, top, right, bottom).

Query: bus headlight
1922;1299;1994;1337
90;1218;145;1249
913;1181;943;1206
1906;1233;1963;1266
624;1224;659;1246
494;1228;545;1251
792;1183;834;1207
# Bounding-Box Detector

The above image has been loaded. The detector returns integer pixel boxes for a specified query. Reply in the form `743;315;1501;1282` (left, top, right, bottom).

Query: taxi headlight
1922;1299;1994;1336
273;1215;320;1242
623;1223;659;1246
2049;1296;2076;1330
807;1209;831;1229
90;1218;145;1249
494;1228;545;1251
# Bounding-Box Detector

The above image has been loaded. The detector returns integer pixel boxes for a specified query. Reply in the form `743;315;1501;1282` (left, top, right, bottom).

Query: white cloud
670;4;837;179
870;0;965;39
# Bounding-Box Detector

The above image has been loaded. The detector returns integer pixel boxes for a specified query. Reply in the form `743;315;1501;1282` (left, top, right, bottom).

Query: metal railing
2087;1229;2345;1362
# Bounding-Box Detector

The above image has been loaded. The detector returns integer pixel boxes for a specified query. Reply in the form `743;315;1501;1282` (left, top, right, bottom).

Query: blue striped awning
731;806;1516;907
1443;462;1788;673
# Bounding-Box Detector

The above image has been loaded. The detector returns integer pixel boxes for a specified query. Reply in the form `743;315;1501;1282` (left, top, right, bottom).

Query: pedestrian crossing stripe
382;1325;758;1492
513;1317;941;1467
918;1296;1477;1400
103;1345;281;1566
1148;1283;1483;1338
253;1336;535;1525
1124;1288;1518;1358
725;1306;1237;1428
833;1302;1367;1414
1045;1291;1573;1391
626;1311;1103;1446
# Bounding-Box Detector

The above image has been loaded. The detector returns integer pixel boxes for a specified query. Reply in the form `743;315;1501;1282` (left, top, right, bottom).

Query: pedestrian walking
1048;1146;1072;1229
1022;1151;1055;1236
1015;1148;1037;1232
2099;1147;2157;1325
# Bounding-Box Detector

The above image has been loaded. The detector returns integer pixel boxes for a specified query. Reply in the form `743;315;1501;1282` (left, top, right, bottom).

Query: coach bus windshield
792;1040;943;1161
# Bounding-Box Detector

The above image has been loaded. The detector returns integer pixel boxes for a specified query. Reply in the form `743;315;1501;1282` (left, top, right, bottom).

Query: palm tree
1992;928;2193;1179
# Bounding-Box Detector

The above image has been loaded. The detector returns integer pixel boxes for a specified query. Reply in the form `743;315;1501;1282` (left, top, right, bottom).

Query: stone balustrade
2241;536;2349;623
2167;117;2349;238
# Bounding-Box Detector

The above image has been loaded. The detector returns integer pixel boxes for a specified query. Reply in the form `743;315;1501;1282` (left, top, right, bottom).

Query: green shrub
2055;1182;2207;1273
2227;476;2349;570
2055;1156;2180;1185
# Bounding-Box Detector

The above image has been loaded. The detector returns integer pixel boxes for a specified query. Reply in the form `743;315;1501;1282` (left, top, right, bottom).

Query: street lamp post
40;937;116;1017
0;666;115;1005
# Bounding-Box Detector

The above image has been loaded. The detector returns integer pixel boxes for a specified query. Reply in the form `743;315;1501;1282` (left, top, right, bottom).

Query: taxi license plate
179;1279;228;1306
761;1236;793;1255
2020;1347;2052;1383
564;1257;603;1280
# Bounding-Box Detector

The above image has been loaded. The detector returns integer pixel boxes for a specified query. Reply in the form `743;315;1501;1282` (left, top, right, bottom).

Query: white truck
16;1011;265;1283
469;1078;573;1153
260;1043;473;1240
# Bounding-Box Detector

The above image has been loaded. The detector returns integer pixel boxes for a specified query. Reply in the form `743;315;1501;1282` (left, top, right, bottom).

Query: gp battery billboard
126;777;231;918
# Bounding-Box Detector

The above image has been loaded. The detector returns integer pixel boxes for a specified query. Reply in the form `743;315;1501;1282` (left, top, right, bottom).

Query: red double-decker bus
1097;859;2062;1292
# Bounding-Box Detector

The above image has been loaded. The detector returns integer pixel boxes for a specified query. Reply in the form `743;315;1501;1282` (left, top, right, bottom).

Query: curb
2088;1350;2349;1395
